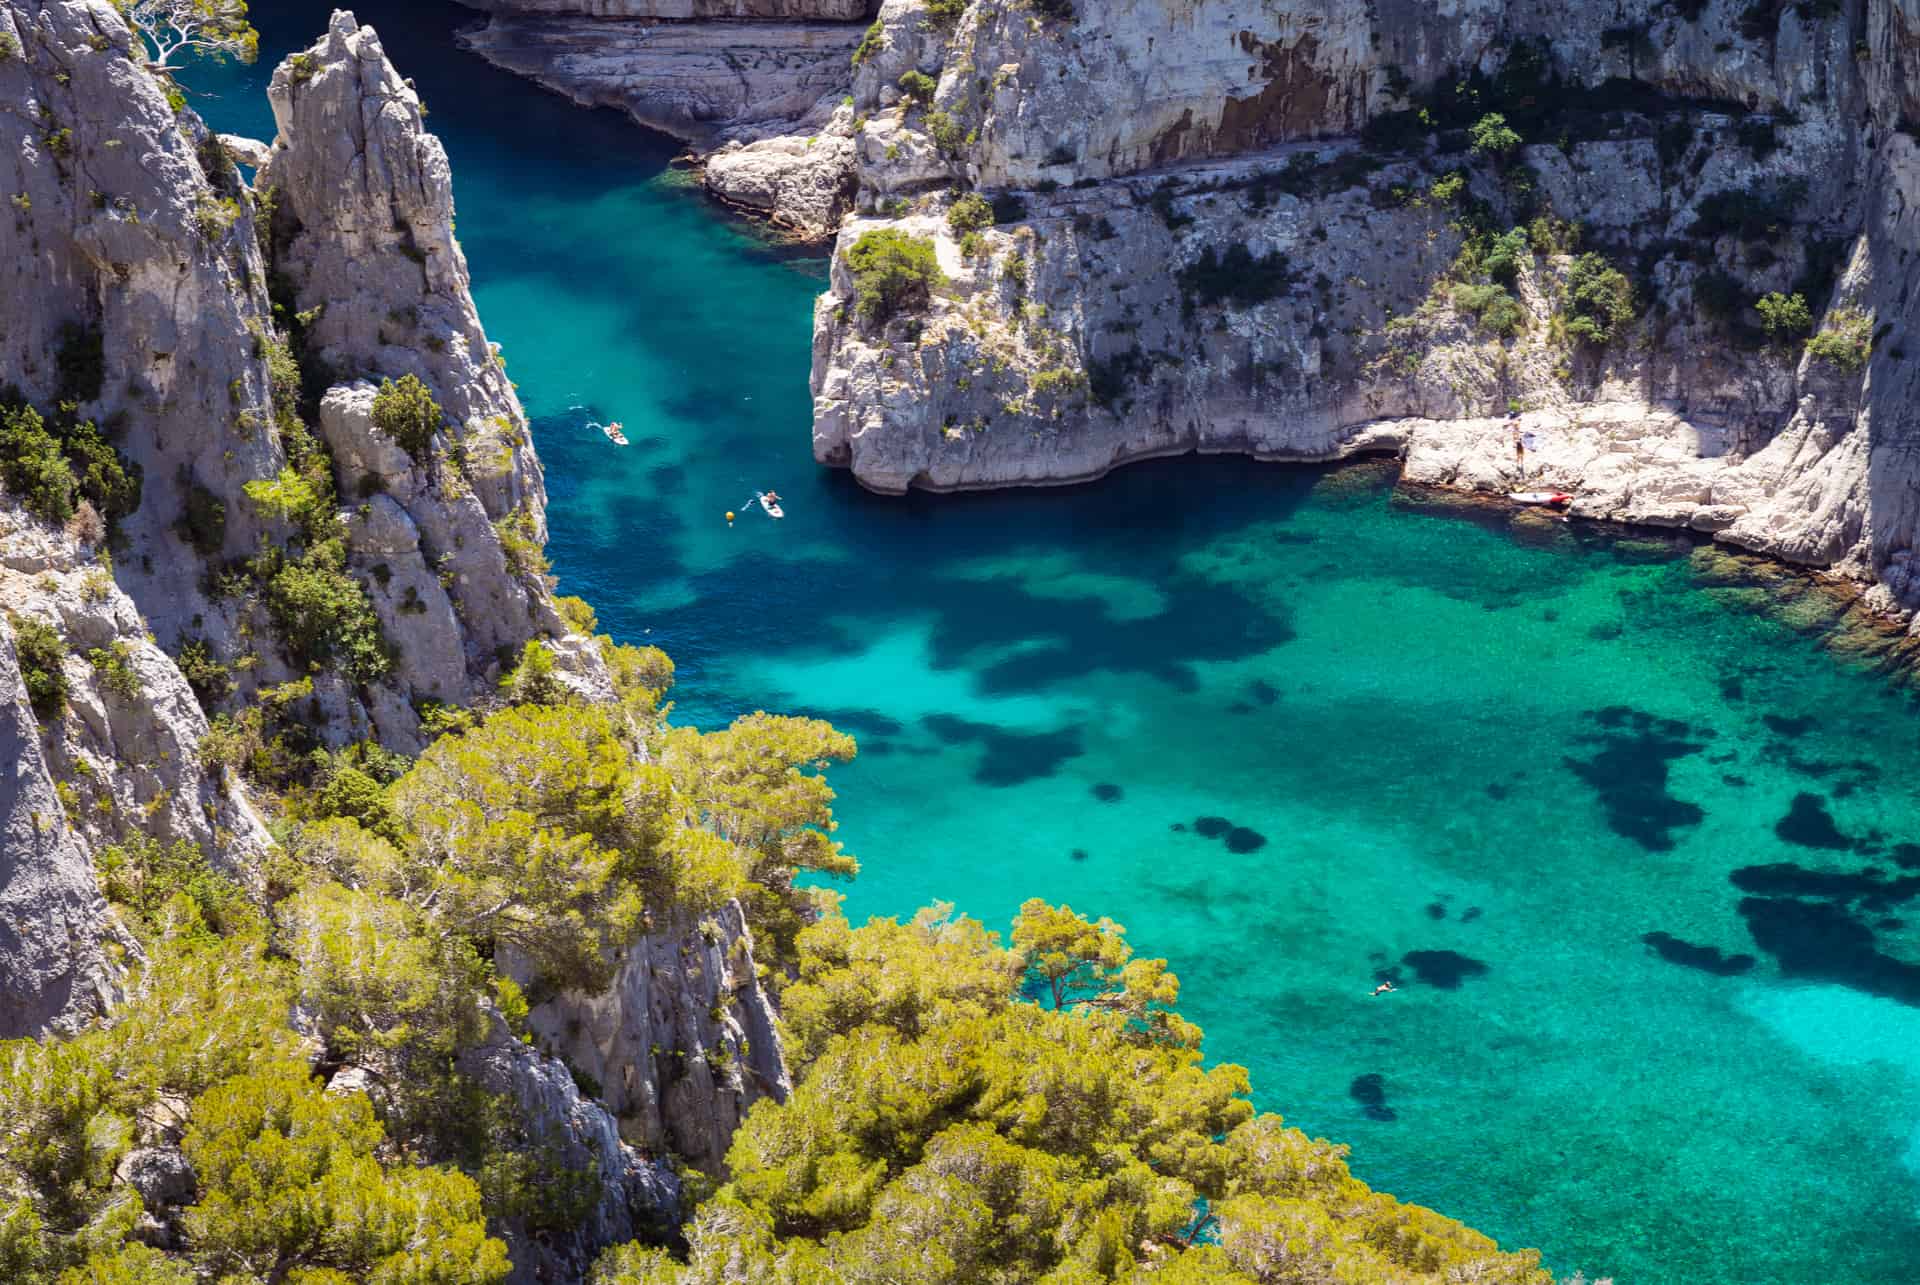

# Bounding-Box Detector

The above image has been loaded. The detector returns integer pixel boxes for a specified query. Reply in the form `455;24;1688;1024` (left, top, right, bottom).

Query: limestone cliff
796;0;1920;631
0;611;121;1037
453;0;868;237
259;11;610;744
0;9;786;1271
510;899;791;1178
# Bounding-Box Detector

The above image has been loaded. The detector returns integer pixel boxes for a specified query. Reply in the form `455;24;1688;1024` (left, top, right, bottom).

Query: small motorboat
1509;491;1571;506
600;420;629;446
757;490;785;519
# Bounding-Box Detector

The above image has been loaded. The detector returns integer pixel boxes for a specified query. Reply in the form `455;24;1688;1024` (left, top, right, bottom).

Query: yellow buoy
725;511;735;522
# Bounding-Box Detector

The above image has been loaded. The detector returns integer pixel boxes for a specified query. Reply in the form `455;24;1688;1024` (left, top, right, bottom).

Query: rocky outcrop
705;118;859;238
511;899;789;1177
0;612;120;1038
259;12;608;742
800;0;1920;632
458;1020;683;1283
460;0;870;18
452;0;869;237
457;14;864;145
228;8;636;744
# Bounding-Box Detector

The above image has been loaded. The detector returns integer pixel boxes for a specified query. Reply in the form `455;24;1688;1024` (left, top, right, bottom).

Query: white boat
758;491;785;519
600;420;629;446
1509;490;1570;506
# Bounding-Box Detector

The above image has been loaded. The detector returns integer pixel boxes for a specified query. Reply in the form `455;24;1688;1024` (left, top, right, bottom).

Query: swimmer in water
1371;980;1396;997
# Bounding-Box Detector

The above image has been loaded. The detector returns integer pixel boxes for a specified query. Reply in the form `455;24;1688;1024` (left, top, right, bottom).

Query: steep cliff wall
796;0;1920;630
0;10;791;1272
512;899;791;1178
452;0;869;237
260;12;609;744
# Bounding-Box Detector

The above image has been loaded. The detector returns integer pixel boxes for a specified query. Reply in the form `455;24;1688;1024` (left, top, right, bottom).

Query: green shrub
499;639;564;706
846;228;945;326
176;638;234;706
924;109;965;155
925;0;970;27
1429;170;1468;204
1451;282;1528;337
1805;307;1873;371
946;192;993;235
494;507;549;580
370;374;443;460
897;70;936;105
1563;253;1635;345
0;401;76;524
1756;291;1812;338
243;466;327;530
1030;366;1087;401
851;18;884;67
86;641;143;702
265;538;393;683
1483;226;1531;286
61;418;140;522
1469;111;1522;157
554;594;599;635
8;613;68;721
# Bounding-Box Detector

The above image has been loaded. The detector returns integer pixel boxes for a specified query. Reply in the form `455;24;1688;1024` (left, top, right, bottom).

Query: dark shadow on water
1774;793;1854;850
1350;1073;1398;1121
1562;707;1709;851
1641;930;1757;977
1740;897;1920;1005
1401;950;1490;989
1730;862;1920;911
921;714;1084;786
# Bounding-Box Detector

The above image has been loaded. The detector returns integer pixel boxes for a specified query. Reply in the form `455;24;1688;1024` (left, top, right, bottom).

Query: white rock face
801;0;1920;634
457;0;871;18
511;899;790;1177
0;614;121;1038
260;12;608;733
705;123;858;238
457;14;865;144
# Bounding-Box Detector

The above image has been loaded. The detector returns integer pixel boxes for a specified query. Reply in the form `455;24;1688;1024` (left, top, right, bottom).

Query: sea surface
193;8;1920;1280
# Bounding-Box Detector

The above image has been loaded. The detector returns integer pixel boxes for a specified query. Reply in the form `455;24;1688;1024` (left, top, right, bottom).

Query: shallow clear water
196;9;1920;1280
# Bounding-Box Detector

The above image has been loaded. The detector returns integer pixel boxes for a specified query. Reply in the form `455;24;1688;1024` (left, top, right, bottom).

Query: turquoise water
195;9;1920;1280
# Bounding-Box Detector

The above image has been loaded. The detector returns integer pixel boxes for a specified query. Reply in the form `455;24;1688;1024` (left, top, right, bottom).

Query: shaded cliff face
799;0;1920;631
451;0;870;238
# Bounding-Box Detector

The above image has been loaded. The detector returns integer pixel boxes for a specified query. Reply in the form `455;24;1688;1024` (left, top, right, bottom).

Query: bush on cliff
371;373;444;460
0;398;141;529
0;402;76;525
8;613;69;722
1757;291;1812;339
1563;252;1636;345
1469;111;1522;157
846;228;945;327
1805;307;1873;371
262;538;393;684
897;69;936;106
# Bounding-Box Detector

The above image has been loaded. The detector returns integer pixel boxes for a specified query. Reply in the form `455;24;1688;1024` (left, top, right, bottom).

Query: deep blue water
192;8;1920;1280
